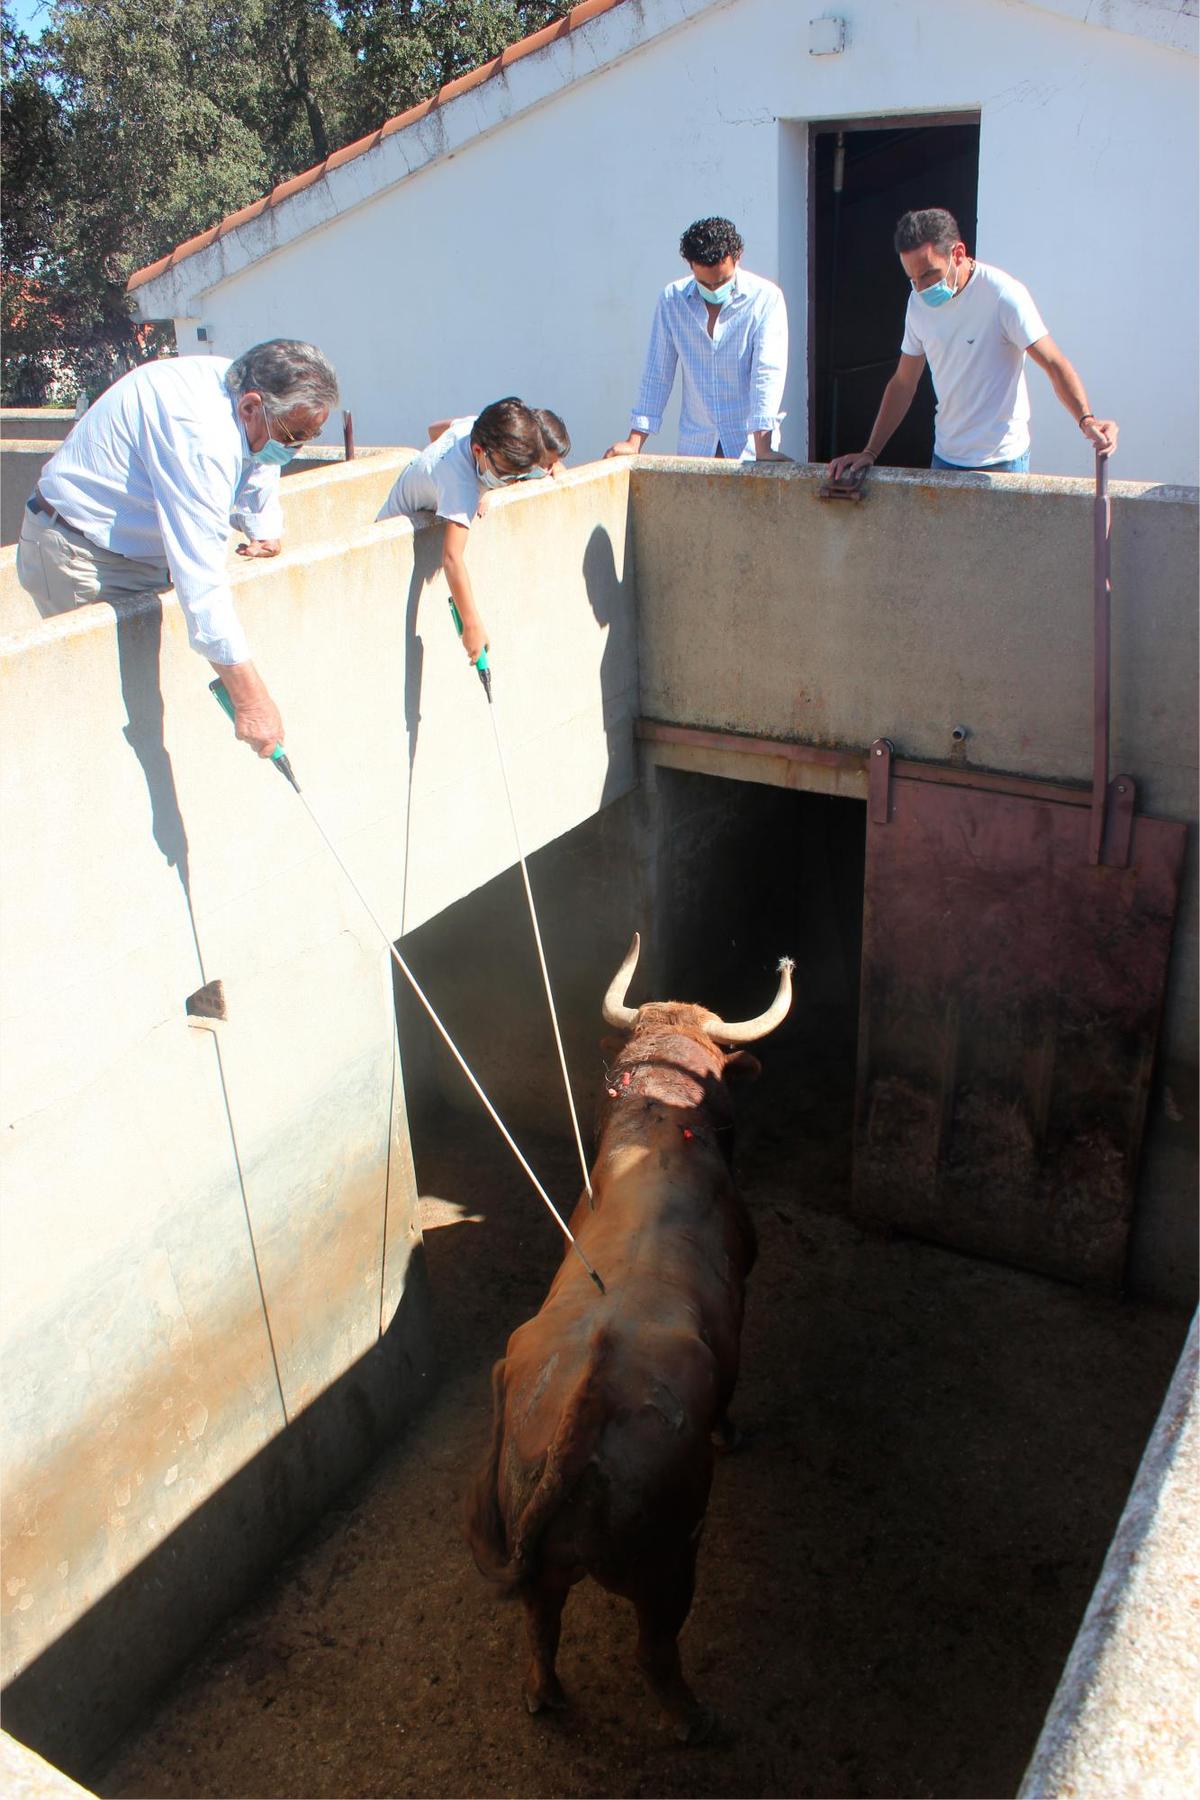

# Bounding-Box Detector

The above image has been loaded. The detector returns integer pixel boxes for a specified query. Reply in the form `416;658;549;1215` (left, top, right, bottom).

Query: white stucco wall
134;0;1198;485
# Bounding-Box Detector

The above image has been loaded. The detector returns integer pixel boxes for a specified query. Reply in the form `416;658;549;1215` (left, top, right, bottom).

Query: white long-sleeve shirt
37;356;283;665
630;268;788;458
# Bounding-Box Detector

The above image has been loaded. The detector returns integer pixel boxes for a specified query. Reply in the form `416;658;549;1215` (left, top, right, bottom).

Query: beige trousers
16;503;170;618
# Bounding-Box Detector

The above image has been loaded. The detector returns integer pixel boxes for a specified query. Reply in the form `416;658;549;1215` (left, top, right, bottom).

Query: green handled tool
448;598;492;700
209;678;301;791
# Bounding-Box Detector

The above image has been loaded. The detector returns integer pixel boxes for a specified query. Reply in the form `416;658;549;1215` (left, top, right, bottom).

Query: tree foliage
1;0;567;402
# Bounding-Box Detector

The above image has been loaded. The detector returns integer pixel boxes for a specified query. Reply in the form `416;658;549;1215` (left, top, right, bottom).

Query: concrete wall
0;452;639;1771
1;414;78;547
632;458;1199;1302
1;449;1195;1772
132;0;1197;484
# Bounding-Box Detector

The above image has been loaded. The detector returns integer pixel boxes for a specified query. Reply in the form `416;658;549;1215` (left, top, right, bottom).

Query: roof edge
128;0;627;295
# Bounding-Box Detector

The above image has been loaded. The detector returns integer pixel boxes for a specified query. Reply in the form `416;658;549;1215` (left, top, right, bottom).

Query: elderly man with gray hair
16;340;338;756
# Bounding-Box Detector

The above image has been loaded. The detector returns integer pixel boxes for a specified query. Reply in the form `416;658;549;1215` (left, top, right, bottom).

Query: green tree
1;0;571;402
336;1;567;141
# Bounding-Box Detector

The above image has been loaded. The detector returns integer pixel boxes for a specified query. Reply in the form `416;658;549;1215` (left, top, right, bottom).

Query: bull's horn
602;932;642;1029
701;957;795;1045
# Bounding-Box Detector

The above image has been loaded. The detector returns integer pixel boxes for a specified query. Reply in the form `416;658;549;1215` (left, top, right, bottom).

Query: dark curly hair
679;217;744;266
893;209;962;256
470;398;543;472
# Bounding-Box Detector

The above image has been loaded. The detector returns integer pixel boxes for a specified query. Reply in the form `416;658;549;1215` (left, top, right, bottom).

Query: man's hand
828;451;876;481
462;617;489;664
234;694;285;757
211;659;284;757
236;538;282;559
754;448;793;463
604;436;646;459
1082;417;1119;458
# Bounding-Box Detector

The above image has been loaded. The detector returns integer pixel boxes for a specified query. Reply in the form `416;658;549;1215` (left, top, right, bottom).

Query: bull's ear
600;1035;627;1057
724;1049;762;1083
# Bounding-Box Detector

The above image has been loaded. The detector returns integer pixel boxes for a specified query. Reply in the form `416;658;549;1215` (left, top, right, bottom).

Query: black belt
28;489;74;529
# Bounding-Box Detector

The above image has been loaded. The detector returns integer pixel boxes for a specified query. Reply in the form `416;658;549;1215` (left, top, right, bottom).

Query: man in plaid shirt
606;216;789;462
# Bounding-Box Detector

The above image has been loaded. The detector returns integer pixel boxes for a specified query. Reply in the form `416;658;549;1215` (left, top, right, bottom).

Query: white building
128;0;1199;484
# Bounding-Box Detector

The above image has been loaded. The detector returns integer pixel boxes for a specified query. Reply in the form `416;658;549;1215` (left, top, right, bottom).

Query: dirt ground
95;1042;1187;1800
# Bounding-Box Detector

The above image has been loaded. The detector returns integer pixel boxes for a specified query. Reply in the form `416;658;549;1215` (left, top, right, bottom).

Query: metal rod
1089;450;1112;864
293;788;606;1294
342;410;355;461
483;693;595;1205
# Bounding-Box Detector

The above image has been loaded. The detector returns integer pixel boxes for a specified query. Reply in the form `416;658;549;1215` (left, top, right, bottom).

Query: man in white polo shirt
16;339;337;756
829;208;1117;479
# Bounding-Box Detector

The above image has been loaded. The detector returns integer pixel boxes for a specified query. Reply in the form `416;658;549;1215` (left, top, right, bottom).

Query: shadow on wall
582;517;637;812
0;1246;434;1783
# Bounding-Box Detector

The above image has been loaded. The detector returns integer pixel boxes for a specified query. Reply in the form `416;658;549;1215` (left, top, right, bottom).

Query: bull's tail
464;1333;613;1595
464;1358;514;1585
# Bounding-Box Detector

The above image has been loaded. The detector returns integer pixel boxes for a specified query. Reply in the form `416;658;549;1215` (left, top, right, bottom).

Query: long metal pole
294;788;606;1294
483;692;595;1205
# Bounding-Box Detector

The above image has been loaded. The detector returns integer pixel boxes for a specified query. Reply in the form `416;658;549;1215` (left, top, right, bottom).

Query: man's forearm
443;556;481;630
863;375;917;459
1043;355;1090;424
210;658;270;704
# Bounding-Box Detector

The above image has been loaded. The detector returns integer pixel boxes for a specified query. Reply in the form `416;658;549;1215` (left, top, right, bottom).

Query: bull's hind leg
522;1571;570;1715
632;1546;713;1744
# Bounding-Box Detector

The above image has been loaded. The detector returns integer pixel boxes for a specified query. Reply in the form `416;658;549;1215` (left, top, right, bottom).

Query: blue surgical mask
252;436;297;467
917;260;960;309
696;277;735;305
250;401;299;466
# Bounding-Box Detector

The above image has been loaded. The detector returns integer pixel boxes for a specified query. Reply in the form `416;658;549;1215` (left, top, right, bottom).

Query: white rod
485;694;595;1202
295;791;606;1293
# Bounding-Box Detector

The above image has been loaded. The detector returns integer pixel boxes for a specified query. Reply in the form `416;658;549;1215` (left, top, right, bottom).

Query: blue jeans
932;450;1031;474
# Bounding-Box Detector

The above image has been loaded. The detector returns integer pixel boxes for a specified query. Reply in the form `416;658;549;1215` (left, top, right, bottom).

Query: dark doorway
810;118;980;466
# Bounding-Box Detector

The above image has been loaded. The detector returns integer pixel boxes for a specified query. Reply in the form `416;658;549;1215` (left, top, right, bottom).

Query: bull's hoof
672;1702;717;1745
524;1672;568;1715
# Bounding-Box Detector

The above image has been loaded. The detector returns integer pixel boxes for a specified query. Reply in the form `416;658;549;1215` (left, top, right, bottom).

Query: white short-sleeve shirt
377;418;481;527
901;261;1048;467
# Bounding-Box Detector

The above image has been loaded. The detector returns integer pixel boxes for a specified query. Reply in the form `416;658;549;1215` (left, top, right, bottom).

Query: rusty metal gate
852;460;1186;1288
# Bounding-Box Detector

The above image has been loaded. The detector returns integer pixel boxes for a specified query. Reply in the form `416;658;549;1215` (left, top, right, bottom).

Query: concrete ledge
1019;1313;1200;1798
0;1732;92;1798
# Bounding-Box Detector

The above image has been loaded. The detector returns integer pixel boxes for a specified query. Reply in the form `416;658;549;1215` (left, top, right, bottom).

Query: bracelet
1078;412;1096;427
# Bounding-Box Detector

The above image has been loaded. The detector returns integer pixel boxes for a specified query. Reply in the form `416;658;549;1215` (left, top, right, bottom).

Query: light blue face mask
250;402;299;466
696;276;735;305
476;453;540;489
252;436;297;467
917;259;960;309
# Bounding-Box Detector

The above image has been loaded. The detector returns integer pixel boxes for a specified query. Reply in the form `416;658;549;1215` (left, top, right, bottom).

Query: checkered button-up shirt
630;267;788;458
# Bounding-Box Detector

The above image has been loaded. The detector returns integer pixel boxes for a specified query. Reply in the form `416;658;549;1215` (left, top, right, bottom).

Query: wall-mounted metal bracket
1100;774;1137;869
868;737;894;825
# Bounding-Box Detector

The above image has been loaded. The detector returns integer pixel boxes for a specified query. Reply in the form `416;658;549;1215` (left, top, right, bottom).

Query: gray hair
893;208;962;256
225;339;339;413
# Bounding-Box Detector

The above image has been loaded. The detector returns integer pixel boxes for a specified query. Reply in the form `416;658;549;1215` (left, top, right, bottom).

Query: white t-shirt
900;261;1048;467
377;417;480;527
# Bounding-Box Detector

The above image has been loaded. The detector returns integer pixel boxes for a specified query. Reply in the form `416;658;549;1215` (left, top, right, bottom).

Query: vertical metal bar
342;410;355;461
1088;451;1111;865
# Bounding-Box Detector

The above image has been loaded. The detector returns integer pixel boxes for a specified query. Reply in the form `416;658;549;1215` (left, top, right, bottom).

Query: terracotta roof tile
127;0;629;295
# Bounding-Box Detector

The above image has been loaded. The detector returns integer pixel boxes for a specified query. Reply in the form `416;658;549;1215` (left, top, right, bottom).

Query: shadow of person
110;591;191;902
581;518;638;809
398;522;446;935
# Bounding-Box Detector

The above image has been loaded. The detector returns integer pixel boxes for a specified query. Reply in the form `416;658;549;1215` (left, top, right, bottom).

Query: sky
6;0;51;37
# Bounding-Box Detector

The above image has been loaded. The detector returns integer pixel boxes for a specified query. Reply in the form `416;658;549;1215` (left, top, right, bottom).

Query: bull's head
601;933;794;1046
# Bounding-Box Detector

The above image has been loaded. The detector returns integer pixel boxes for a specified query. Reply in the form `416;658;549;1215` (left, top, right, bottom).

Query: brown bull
465;933;793;1741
